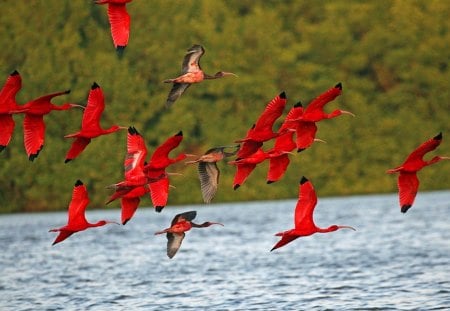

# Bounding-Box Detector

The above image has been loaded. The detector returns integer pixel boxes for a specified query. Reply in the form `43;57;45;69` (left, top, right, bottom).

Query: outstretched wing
165;83;191;108
67;180;90;228
404;132;442;164
166;232;185;258
198;162;220;203
294;177;318;230
107;3;130;49
397;172;419;213
253;92;287;133
181;45;205;73
304;83;342;115
81;83;105;132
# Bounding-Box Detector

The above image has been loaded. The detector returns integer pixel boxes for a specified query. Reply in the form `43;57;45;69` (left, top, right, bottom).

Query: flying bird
300;83;355;122
235;91;289;159
386;132;450;213
163;44;237;107
49;180;118;245
0;70;26;152
271;176;355;251
155;210;223;258
16;90;84;161
229;148;292;190
144;131;191;212
185;145;239;203
95;0;132;54
64;82;126;163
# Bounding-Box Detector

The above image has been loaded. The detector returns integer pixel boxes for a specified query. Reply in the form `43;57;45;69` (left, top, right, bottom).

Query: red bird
49;180;118;245
387;132;450;213
236;91;289;159
0;70;26;152
229;148;292;190
300;83;354;122
271;176;355;251
95;0;132;54
64;82;126;163
163;44;237;107
17;90;84;161
265;103;304;184
185;145;239;203
155;210;223;258
106;127;166;224
144;131;189;212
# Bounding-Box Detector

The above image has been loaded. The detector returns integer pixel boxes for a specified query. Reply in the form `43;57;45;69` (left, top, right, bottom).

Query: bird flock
1;1;449;259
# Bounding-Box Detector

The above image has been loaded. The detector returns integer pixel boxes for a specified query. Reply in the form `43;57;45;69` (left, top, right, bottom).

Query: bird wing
172;211;197;226
267;154;290;183
149;177;170;209
253;92;287;134
294;177;318;230
165;83;191;108
271;234;299;252
397;172;419;210
149;131;183;167
25;90;70;111
120;197;140;225
232;163;257;188
23;114;45;160
166;232;185;258
81;83;105;132
295;121;317;150
304;83;342;115
181;45;205;73
124;127;147;182
65;137;91;162
51;230;75;245
0;70;22;112
198;162;219;203
107;3;130;48
0;115;15;150
67;180;90;229
236;140;262;159
404;133;442;164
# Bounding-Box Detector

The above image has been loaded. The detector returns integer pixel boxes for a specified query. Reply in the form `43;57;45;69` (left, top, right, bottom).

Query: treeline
0;0;449;213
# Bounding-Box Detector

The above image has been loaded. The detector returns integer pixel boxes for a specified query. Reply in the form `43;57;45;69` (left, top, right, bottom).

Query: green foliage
0;0;449;213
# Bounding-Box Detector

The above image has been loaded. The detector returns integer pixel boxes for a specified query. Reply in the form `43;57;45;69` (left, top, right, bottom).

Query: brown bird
163;44;237;107
185;145;239;203
155;210;223;258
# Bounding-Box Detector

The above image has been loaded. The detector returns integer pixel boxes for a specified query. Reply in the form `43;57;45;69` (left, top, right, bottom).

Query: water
1;191;449;310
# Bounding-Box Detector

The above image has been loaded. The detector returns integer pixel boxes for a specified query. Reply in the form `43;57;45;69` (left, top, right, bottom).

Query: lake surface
1;191;449;310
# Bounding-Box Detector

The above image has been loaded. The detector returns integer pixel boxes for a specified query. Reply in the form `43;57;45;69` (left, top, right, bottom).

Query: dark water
1;191;449;310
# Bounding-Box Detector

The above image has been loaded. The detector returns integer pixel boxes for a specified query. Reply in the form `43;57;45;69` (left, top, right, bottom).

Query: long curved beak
211;222;224;226
223;72;238;77
314;138;327;143
107;221;120;225
185;153;197;157
341;110;355;117
339;225;356;231
70;104;85;109
441;156;450;160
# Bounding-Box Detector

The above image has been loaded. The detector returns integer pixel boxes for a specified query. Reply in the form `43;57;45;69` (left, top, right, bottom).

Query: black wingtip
267;180;275;184
91;82;100;90
294;101;303;108
279;91;287;99
401;205;411;213
29;154;38;161
64;158;72;164
434;132;442;140
0;145;5;152
128;126;139;135
233;184;240;190
335;82;342;90
11;70;19;76
64;90;71;94
175;131;183;137
75;180;83;186
155;206;164;213
116;45;126;57
297;148;305;153
300;176;308;185
122;219;130;225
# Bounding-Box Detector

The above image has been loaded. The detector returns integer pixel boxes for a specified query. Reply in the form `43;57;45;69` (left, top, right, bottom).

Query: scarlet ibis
144;131;190;212
154;210;223;258
386;132;450;213
95;0;132;54
15;90;84;161
236;92;289;159
64;82;126;163
0;70;26;152
271;176;355;251
49;180;118;245
185;145;239;203
229;148;292;190
163;44;237;107
300;83;355;122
